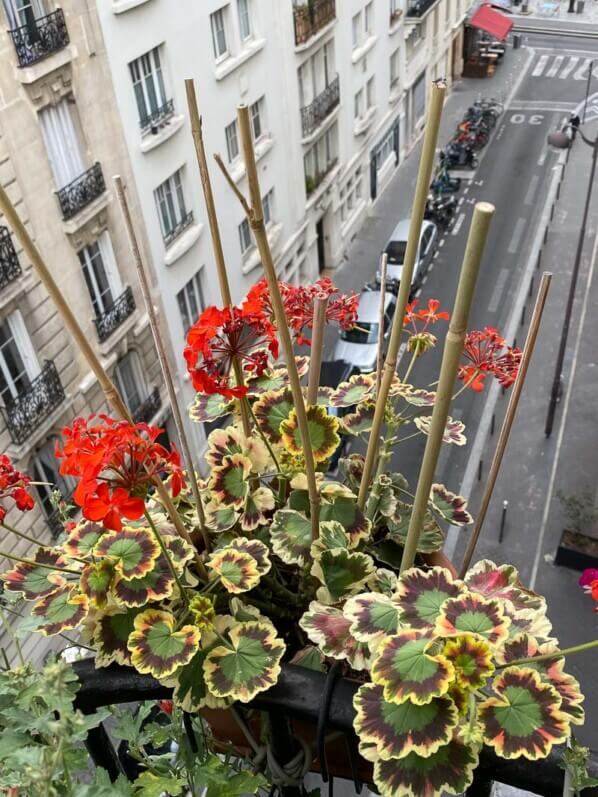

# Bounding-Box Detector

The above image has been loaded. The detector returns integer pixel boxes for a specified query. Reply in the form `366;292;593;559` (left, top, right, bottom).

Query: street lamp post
544;127;598;438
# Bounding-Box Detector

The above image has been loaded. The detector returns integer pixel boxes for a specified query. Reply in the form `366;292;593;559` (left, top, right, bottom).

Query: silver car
333;288;397;373
377;218;438;294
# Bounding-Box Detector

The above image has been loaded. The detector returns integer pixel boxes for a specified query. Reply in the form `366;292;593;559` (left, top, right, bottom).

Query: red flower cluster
56;416;184;531
245;277;359;346
580;568;598;613
404;298;449;330
458;327;521;393
0;454;35;523
184;304;278;399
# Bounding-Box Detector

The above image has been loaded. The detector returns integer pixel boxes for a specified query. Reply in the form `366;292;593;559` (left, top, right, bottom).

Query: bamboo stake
307;296;329;406
185;79;251;438
358;82;446;509
376;254;388;398
459;272;553;577
236;104;320;540
113;175;210;553
400;201;495;573
0;184;207;580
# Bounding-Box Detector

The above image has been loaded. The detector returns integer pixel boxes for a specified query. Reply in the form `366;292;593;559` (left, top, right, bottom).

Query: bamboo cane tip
474;201;495;216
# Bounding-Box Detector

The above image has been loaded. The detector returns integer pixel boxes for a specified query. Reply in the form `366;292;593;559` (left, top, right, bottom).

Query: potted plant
554;489;598;571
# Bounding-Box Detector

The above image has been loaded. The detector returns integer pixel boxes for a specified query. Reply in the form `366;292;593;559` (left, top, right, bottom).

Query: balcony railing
8;8;69;68
139;99;175;134
93;287;136;343
305;157;337;197
0;226;22;290
2;361;65;446
163;210;194;247
300;75;340;139
57;163;106;221
406;0;438;17
293;0;336;46
133;387;161;424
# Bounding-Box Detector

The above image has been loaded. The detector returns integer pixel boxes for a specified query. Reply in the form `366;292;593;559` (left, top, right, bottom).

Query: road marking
524;175;540;206
574;58;592;81
428;261;435;272
546;55;565;78
559;55;579;79
508;217;527;254
463;186;469;195
438;239;445;248
488;268;510;313
532;54;549;77
537;150;547;167
458;196;465;206
451;213;465;236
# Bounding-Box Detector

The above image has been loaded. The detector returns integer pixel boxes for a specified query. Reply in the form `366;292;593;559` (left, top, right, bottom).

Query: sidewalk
511;0;598;29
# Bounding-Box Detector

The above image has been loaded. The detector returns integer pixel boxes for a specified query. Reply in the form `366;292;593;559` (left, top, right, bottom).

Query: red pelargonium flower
56;416;184;531
0;454;35;523
244;277;359;346
184;303;278;398
458;327;521;393
404;298;450;330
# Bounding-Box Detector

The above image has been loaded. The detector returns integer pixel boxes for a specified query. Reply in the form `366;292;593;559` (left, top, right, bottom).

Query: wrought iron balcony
300;75;340;139
93;286;136;343
2;361;65;446
9;8;69;68
0;226;22;290
163;210;194;247
133;387;161;424
139;99;175;135
406;0;438;17
57;163;106;221
293;0;336;46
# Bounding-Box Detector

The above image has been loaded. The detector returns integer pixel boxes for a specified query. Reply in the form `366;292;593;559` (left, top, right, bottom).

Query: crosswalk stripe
546;55;564;78
559;56;579;79
574;58;592;81
532;54;549;77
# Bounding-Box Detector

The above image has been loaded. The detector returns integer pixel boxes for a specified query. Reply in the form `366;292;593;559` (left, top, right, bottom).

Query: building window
239;218;253;256
390;48;400;88
31;437;75;527
154;169;190;244
0;312;39;403
78;233;122;317
225;120;239;162
177;270;206;334
339;166;364;225
304;123;337;193
262;188;274;226
128;47;168;129
354;88;363;119
238;0;251;40
115;351;146;416
250;97;264;141
39;98;86;189
365;1;374;34
210;7;228;59
366;76;376;108
390;0;398;15
352;12;361;48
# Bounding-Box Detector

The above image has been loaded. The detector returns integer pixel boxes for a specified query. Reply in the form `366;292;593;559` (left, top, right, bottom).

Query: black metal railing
0;226;22;290
8;8;69;68
300;75;340;138
139;99;175;135
406;0;438;16
293;0;336;45
132;387;161;424
163;210;194;247
57;163;106;221
2;361;65;445
93;287;136;343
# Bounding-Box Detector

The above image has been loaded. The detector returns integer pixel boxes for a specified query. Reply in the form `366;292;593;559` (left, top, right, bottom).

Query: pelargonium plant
0;276;595;797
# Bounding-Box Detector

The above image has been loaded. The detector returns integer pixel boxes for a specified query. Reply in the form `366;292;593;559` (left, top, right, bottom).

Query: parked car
376;218;438;297
333;287;397;374
320;359;360;472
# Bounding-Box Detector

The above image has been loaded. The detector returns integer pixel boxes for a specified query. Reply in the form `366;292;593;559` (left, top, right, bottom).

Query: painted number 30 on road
510;113;544;125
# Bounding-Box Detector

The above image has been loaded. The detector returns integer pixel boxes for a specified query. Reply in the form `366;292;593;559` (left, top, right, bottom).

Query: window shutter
7;309;40;380
97;231;123;297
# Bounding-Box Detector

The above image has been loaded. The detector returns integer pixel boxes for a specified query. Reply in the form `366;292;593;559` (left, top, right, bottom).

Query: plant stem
402;349;419;386
0;549;80;574
144;511;189;609
376;253;388;398
0;605;24;666
497;639;598;669
0;523;88;565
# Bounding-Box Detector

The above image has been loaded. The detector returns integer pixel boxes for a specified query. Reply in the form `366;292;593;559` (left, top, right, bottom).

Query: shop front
462;3;512;78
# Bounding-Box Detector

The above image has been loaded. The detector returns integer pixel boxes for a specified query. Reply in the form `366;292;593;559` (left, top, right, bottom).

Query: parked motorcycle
442;142;478;170
425;192;457;229
430;158;461;194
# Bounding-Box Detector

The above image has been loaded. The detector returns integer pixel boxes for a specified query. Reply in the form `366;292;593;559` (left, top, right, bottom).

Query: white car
333;288;397;373
377;218;438;296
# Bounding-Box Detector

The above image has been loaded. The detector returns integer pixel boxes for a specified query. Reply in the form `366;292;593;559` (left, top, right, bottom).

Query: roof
357;289;394;322
469;4;513;40
387;218;435;244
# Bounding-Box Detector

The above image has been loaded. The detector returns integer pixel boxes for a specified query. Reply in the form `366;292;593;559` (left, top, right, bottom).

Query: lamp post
544;127;598;438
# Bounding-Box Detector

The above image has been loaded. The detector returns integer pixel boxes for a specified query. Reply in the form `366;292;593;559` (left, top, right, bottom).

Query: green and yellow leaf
435;591;510;647
311;548;375;604
429;484;473;526
240;486;275;532
93;608;141;667
396;567;466;630
320;498;372;547
209;454;252;509
253;388;294;444
280;404;340;463
341;402;375;435
112;554;175;608
128;608;200;679
329;373;375;408
32;587;89;636
442;634;494;690
205;501;239;533
189;393;233;424
80;560;114;609
227;537;271;576
387;507;445;554
270;509;312;567
299;601;370;670
414;415;466;446
464;560;545;613
206;548;261;594
344;592;401;646
1;548;67;600
94;528;160;580
64;521;105;558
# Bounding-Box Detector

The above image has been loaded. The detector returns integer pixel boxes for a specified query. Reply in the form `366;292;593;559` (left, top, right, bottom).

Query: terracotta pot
421;549;459;578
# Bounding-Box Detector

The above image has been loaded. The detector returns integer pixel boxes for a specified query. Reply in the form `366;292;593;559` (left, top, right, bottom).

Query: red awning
469;4;513;40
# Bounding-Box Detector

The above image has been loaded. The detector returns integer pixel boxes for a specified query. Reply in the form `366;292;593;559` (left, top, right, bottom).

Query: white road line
458;196;465;206
451;213;466;236
508;217;527;254
559;56;579;79
524;175;540;206
530;227;598;590
546;55;565;78
532;54;549;77
537;150;547;167
574;58;592;81
488;268;510;313
438;238;445;248
463;187;469;195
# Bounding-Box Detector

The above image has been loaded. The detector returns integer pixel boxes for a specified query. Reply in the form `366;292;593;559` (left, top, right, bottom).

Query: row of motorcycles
425;96;504;229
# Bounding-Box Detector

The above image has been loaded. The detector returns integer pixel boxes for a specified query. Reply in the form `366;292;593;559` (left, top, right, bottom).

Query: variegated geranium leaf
372;740;478;797
339;453;365;491
227;537;271;577
164;535;196;571
479;667;569;759
94;528;160;580
344;592;401;646
341;402;375;435
204;501;239;533
368;567;399;597
329;373;375;408
80;560;114;609
209;454;251;509
312;521;351;554
414;415;466;446
366;474;399;522
299;601;370;670
64;521;105;558
387;507;445;553
253;388;294;444
401;388;437;407
270;509;312;567
280;404;340;463
203;621;285;702
246;367;289;395
93;608;142;667
464;559;545;613
435;592;511;647
430;484;473;526
205;426;247;468
311;548;375;604
189;393;233;424
1;548;67;600
396;567;466;630
32;587;89;636
172;644;232;712
128;608;200;679
240;486;275;532
112;554;175;608
504;604;553;642
320;498;372;547
371;630;454;705
442;633;494;690
291;645;326;672
353;683;458;761
206;548;261;594
295;355;310;377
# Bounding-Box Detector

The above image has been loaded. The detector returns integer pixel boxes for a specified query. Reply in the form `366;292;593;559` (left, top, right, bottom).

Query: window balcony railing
94;286;136;343
2;361;65;446
0;226;22;290
293;0;336;46
139;99;175;135
305;157;337;197
406;0;438;17
163;210;194;247
300;75;340;139
133;386;161;424
8;8;69;68
56;163;106;221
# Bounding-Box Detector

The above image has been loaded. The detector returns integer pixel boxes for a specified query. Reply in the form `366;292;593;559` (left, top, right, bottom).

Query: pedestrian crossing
531;54;595;80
